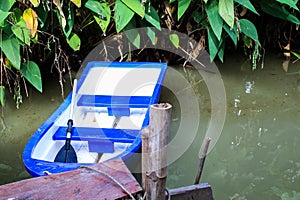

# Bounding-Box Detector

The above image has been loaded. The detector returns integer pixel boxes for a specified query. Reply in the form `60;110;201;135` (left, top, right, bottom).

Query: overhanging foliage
0;0;299;108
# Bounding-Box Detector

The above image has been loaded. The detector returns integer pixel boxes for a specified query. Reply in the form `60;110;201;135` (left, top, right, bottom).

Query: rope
166;188;171;200
141;192;146;200
80;166;136;200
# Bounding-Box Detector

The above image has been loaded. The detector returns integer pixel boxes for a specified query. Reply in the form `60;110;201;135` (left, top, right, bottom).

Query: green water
163;54;300;199
0;79;67;185
0;54;299;199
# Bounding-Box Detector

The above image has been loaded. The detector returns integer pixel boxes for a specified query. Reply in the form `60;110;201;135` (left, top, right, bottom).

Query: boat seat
53;127;140;153
77;95;152;116
53;126;139;142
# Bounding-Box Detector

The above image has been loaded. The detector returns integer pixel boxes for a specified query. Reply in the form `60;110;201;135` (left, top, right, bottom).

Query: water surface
164;54;300;199
0;78;69;185
0;55;299;200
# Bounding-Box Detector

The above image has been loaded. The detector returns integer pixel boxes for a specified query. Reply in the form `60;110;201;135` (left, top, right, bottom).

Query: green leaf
204;0;208;3
94;2;111;33
275;0;298;10
169;33;179;48
0;11;11;25
1;34;21;70
121;0;145;18
218;37;225;62
12;8;22;22
207;26;219;61
0;86;6;107
85;0;106;16
53;0;66;29
114;0;134;32
31;31;38;44
239;19;260;45
178;0;192;20
260;1;300;24
21;61;42;93
71;0;81;8
29;0;40;7
35;4;49;29
0;0;15;12
23;8;38;38
61;9;74;38
124;18;140;48
170;0;176;3
234;0;259;15
67;33;81;51
242;35;252;48
292;51;300;59
2;21;13;36
145;5;161;30
146;26;156;45
223;23;238;47
11;19;31;46
219;0;234;28
205;0;223;41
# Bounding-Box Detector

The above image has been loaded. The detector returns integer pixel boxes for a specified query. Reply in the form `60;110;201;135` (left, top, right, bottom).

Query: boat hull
23;62;167;176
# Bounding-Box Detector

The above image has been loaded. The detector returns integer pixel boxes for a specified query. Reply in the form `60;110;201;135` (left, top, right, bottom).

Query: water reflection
163;54;300;199
0;79;66;185
0;55;299;199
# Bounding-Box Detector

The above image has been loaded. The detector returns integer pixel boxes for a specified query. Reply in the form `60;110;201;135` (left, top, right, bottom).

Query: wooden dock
0;156;214;200
0;102;214;200
167;183;213;200
0;158;142;200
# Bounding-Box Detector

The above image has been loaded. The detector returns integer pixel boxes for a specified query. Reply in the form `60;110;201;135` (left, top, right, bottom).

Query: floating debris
229;193;247;200
237;109;241;116
245;81;254;94
234;97;242;116
234;97;240;108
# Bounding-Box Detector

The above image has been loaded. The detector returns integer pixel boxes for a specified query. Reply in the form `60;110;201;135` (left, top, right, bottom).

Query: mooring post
194;137;211;185
142;103;172;200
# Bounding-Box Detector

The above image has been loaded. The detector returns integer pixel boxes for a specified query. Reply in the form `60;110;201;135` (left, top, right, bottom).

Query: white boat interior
31;66;162;164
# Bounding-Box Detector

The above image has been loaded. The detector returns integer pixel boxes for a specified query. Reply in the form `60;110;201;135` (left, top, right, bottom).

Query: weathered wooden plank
167;183;214;200
0;158;142;200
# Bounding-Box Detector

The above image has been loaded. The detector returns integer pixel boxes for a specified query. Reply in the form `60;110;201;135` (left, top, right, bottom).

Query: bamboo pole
142;127;149;190
142;103;172;200
194;137;211;185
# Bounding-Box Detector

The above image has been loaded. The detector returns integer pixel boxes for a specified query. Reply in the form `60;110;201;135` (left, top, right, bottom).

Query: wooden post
142;103;172;200
194;137;211;185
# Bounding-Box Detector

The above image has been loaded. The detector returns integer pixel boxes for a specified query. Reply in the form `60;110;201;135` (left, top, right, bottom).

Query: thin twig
118;45;124;61
102;41;108;61
178;46;206;69
22;77;29;97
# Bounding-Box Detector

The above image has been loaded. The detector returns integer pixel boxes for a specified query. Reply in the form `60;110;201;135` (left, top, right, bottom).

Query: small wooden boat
23;61;167;176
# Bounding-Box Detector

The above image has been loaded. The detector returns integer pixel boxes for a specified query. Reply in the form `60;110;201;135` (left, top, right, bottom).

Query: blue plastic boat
23;62;167;176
